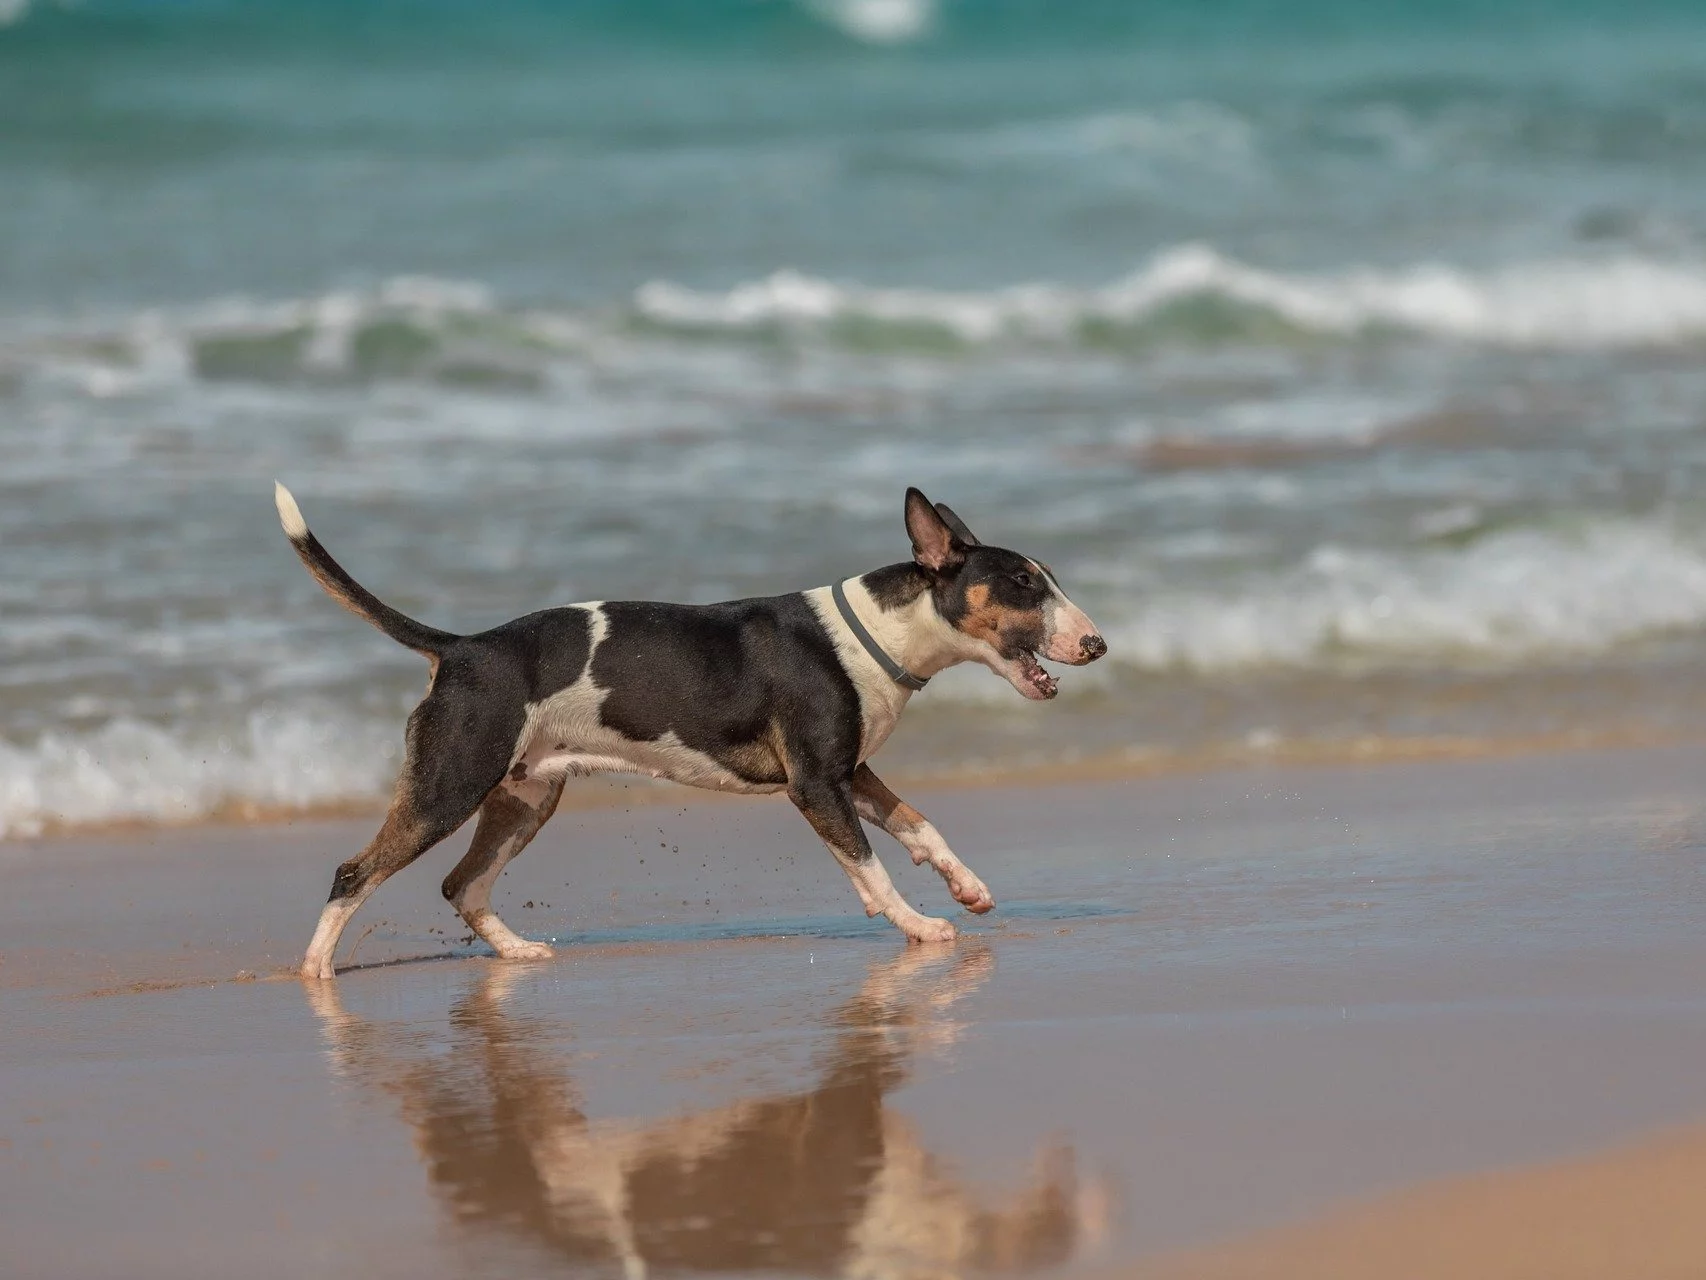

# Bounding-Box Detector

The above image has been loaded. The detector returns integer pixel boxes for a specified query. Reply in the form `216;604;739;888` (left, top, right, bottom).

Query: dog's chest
853;678;909;762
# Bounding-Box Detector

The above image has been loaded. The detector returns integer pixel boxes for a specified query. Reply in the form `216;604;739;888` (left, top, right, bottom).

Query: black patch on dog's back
593;595;864;786
468;606;594;703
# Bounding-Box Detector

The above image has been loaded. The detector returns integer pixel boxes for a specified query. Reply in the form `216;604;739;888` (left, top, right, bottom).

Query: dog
274;483;1105;979
306;947;1112;1279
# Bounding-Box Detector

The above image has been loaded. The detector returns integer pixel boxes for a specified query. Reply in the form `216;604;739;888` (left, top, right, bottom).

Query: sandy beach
1121;1122;1706;1280
4;742;1706;1278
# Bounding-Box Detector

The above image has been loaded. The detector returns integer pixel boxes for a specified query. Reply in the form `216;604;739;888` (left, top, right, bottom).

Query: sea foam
1106;518;1706;674
5;520;1705;833
636;245;1706;349
14;245;1706;404
0;706;399;838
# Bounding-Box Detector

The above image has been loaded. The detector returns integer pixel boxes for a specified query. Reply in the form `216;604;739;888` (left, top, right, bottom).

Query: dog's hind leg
851;764;995;914
301;799;470;981
441;773;566;962
301;678;523;981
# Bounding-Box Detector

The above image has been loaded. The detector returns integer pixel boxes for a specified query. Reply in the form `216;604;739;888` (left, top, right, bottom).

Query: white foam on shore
0;707;399;838
1107;518;1706;673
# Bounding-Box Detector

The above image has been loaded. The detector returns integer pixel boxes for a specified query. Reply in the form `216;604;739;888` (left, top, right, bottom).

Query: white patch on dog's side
274;481;308;539
584;600;610;648
504;604;787;796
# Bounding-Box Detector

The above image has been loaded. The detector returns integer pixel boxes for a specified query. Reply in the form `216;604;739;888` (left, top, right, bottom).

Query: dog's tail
273;482;458;660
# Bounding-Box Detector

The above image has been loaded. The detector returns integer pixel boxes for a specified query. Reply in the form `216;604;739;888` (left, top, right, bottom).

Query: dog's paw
300;955;338;981
902;915;959;945
495;939;555;962
950;874;996;914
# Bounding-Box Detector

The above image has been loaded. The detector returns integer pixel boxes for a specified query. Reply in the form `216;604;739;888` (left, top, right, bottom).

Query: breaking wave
1107;518;1706;674
635;246;1706;350
12;246;1706;402
0;706;398;838
7;520;1706;834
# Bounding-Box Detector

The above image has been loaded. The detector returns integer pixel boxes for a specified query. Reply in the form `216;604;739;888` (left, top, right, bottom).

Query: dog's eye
1011;571;1035;589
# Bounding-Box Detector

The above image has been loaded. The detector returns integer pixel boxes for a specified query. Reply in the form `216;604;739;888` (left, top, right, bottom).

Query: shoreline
11;722;1699;847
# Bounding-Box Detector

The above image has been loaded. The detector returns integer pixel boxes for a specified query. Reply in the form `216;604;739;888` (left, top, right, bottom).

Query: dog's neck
838;568;977;682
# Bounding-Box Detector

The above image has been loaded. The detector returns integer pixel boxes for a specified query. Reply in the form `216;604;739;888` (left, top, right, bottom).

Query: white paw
495;939;555;962
300;955;338;981
900;915;958;945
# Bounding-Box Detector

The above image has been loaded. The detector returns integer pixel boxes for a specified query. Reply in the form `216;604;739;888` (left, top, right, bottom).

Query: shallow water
7;749;1706;1277
7;1;1706;832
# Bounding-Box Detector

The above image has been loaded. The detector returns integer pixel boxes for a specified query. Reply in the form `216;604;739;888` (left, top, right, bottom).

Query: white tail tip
274;481;308;539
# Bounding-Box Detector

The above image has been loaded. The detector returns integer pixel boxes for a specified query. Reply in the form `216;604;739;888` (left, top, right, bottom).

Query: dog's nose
1080;634;1107;661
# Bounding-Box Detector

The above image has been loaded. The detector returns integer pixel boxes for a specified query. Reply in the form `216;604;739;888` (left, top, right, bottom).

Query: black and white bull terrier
273;484;1105;980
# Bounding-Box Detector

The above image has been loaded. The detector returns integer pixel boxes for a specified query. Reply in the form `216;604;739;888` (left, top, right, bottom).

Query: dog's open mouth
1015;650;1059;700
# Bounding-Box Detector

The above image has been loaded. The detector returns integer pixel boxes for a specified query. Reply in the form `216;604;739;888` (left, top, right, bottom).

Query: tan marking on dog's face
938;547;1103;700
958;582;1000;645
955;582;1045;655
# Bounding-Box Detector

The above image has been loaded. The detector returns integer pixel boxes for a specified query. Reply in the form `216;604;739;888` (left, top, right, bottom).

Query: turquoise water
8;1;1706;304
5;0;1706;832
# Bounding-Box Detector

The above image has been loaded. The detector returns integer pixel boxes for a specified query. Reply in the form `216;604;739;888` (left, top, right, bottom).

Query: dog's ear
905;487;965;573
932;502;980;547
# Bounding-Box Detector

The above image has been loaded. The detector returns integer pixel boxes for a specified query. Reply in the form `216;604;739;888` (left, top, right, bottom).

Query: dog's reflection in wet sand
308;947;1111;1279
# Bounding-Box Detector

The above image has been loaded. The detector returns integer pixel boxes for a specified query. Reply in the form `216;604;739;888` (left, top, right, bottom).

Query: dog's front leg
851;764;995;914
788;773;957;944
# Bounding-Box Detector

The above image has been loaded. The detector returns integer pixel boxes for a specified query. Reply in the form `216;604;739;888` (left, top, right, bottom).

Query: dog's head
903;487;1105;701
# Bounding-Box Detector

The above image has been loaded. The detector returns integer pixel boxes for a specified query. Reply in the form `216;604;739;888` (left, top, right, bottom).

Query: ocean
5;0;1706;834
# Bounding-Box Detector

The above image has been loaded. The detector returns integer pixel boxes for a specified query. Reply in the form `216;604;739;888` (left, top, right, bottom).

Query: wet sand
1121;1122;1706;1280
5;744;1706;1278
